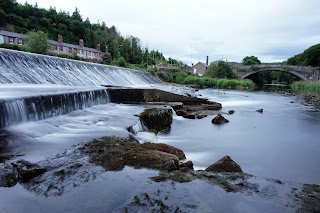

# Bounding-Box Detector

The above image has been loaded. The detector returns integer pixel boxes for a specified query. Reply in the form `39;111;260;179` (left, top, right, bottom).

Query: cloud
16;0;320;64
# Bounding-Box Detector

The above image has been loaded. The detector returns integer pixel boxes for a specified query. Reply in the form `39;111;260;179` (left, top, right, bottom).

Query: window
9;37;14;44
59;46;63;51
52;45;57;50
88;51;91;56
76;49;80;54
18;39;23;45
68;47;72;53
82;50;84;54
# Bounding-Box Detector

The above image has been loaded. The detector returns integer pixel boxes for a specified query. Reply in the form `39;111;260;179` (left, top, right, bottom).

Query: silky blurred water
158;89;320;184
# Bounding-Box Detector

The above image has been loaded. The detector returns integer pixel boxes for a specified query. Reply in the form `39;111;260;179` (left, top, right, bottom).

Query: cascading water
0;49;162;86
0;89;110;128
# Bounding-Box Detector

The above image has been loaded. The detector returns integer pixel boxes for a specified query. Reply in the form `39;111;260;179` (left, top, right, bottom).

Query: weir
0;48;161;86
0;48;169;129
0;89;110;129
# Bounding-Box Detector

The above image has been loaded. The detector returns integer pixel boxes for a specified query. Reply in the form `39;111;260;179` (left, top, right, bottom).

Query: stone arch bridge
229;64;320;82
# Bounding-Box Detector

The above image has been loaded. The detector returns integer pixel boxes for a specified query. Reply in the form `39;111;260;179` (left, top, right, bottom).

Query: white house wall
0;35;4;44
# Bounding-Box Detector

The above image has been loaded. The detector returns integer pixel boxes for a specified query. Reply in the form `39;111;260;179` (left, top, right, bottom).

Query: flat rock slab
81;137;188;172
124;149;179;171
141;142;186;160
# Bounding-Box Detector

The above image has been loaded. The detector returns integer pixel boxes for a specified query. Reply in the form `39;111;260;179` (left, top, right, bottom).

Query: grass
158;71;255;89
292;81;320;91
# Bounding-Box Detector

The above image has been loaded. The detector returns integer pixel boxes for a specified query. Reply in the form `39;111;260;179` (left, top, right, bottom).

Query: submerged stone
256;109;263;113
11;160;47;182
0;163;17;187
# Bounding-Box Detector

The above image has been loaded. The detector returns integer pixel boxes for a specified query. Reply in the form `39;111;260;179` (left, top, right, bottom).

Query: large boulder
140;108;173;132
141;142;186;160
0;163;18;187
212;114;229;124
124;149;179;171
11;160;46;182
205;156;243;173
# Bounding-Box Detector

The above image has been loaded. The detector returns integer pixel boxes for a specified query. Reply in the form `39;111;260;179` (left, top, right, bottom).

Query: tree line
287;43;320;67
0;0;168;67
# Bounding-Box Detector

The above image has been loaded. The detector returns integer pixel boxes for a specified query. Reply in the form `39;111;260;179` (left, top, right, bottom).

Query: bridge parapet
229;64;320;82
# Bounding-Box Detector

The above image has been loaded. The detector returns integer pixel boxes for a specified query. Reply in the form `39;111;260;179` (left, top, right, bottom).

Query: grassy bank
158;71;255;89
292;81;320;92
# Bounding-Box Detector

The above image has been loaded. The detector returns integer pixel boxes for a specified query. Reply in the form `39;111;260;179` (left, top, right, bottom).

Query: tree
205;61;238;79
101;52;112;64
242;56;261;65
287;44;320;67
25;31;49;54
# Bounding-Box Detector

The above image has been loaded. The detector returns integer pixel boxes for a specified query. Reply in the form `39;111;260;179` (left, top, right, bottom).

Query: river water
159;88;320;184
1;88;319;212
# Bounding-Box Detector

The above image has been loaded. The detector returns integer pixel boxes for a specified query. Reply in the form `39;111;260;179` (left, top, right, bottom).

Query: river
1;88;319;212
158;88;320;184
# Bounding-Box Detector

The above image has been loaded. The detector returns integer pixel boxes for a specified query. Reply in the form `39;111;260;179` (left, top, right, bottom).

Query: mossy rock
140;108;173;132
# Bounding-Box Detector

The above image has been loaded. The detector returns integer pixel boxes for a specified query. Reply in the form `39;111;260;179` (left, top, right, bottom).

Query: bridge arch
241;68;308;81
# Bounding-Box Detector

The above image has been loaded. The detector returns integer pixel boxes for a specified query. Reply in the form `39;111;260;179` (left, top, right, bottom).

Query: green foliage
0;43;23;51
292;82;320;91
157;70;191;83
25;31;49;54
158;70;254;89
111;56;127;68
204;61;238;79
101;52;112;64
242;56;261;65
287;44;320;67
147;67;157;76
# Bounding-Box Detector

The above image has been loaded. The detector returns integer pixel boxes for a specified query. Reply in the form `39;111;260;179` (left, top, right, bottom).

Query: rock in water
11;160;46;182
141;142;186;160
212;114;229;124
228;110;235;115
124;149;179;171
140;108;173;132
256;109;263;113
206;156;243;173
0;163;18;187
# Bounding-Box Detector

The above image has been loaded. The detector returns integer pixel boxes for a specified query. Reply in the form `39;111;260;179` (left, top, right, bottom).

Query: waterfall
128;119;148;135
0;89;110;128
0;48;162;86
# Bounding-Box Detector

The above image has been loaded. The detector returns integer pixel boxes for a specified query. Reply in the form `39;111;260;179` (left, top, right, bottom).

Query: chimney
206;56;209;65
58;34;63;43
79;39;84;47
96;43;100;51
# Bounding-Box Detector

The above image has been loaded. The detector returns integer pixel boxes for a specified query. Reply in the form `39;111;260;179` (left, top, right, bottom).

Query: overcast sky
16;0;320;64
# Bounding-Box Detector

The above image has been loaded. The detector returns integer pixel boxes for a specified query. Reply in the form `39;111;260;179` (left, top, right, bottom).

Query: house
49;34;102;61
0;30;26;46
0;30;102;61
192;56;209;76
192;62;208;76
